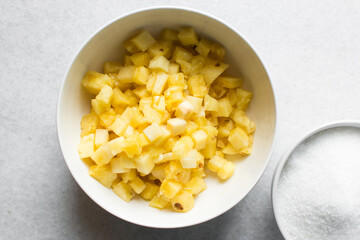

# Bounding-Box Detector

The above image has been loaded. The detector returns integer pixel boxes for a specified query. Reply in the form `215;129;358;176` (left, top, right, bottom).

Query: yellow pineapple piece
178;27;198;46
191;130;208;150
149;194;170;209
117;66;136;83
82;71;113;95
108;114;129;136
124;89;139;106
168;62;180;74
151;164;167;182
103;61;122;74
180;149;204;169
164;86;184;111
195;38;212;57
201;126;218;158
78;134;95;158
218;161;235;180
91;142;114;166
96;85;113;108
230;109;255;134
186;176;207;195
190;55;205;74
210;42;226;60
99;110;116;127
80;112;99;136
149;56;170;73
141;182;160;200
171;190;194;212
110;152;136;173
221;143;238;155
191;168;206;178
113;181;135;202
185;95;203;114
228;127;249;150
133;66;150;85
158;39;173;59
168;73;186;88
122;135;142;158
123;40;139;54
146;73;156;92
218;118;235;138
120;169;137;183
95;129;109;147
172;136;194;159
152;126;171;147
188;75;208;98
177;59;192;75
142;106;162;124
152;72;168;95
133;86;151;99
207;155;227;173
236;88;253;110
217;76;243;88
134;153;154;175
108;136;125;155
89;165;117;188
161;28;179;41
172;46;192;62
204;94;219;112
108;73;132;91
201;61;229;85
112;87;130;106
138;132;151;147
163;137;179;153
152;95;166;113
213;97;233;117
91;99;107;115
130;30;156;52
184;121;199;136
165;161;191;184
148;42;169;58
131;52;150;66
210;82;228;99
129;176;146;194
159;179;182;199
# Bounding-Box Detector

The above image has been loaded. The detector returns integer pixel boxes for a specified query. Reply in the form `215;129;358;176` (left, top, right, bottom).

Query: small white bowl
271;120;360;239
57;6;276;228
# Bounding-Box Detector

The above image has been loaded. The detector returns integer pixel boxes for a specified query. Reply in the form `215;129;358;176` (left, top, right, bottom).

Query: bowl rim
56;5;278;228
271;120;360;238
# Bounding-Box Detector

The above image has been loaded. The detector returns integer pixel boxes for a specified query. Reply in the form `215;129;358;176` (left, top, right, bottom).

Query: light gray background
1;0;360;239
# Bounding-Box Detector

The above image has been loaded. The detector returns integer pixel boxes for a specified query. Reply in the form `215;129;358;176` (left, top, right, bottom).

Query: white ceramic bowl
57;7;276;228
271;120;360;239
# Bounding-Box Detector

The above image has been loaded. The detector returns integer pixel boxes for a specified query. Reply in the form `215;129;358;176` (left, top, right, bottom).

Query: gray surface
1;0;360;239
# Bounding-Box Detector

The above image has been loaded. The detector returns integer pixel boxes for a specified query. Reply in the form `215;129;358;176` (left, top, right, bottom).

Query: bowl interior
58;7;276;228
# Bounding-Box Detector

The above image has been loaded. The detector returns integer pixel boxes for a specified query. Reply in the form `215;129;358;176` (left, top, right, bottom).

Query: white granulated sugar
276;127;360;240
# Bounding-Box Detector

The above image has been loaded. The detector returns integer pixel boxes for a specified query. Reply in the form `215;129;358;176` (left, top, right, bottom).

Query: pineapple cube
124;89;139;106
138;132;151;147
139;97;152;111
171;190;194;212
129;177;146;194
134;153;154;175
151;164;167;182
156;152;177;164
78;134;95;158
91;142;114;166
120;169;137;183
201;62;229;85
185;95;203;114
172;136;194;159
148;42;169;58
108;115;129;136
188;75;208;98
117;66;136;83
186;177;207;195
178;27;198;46
91;99;107;115
210;42;226;60
184;121;199;136
123;40;139;54
95;129;109;147
177;59;192;75
143;123;166;142
218;118;235;138
110;152;136;172
152;125;171;147
217;76;243;88
191;130;208;150
230;109;255;134
180;149;203;169
160;179;182;199
168;73;186;88
164;86;184;111
113;181;135;202
149;194;170;209
103;61;122;74
228;127;249;150
163;137;179;152
108;136;125;155
236;88;253;110
80;112;99;136
82;71;113;95
218;161;235;180
89;165;117;188
191;55;205;74
168;62;180;74
211;82;228;99
175;100;194;119
204;94;219;112
165;161;191;184
112;88;130;106
149;56;170;73
141;182;160;200
214;97;233;117
195;38;212;57
222;143;238;155
122;135;142;158
132;86;150;99
152;72;168;95
161;28;179;41
96;85;113;107
207;155;227;173
124;125;134;138
152;96;166;112
130;30;156;52
131;52;150;66
133;66;150;85
161;110;171;124
142;106;162;124
172;46;192;62
167;118;187;136
202;136;217;159
146;73;156;92
109;73;132;90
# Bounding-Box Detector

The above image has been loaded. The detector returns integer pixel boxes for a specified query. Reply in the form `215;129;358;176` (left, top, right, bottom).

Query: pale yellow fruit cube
113;181;135;202
131;52;150;66
222;143;238;155
134;153;154;175
230;109;256;134
171;190;194;212
236;88;253;110
207;155;227;173
202;136;216;159
178;27;198;46
184;121;199;136
210;82;228;99
195;38;212;57
148;42;169;58
190;55;205;74
177;59;192;75
151;164;167;182
91;99;107;115
163;137;179;152
89;165;117;188
160;179;182;199
191;168;206;178
141;182;160;200
185;95;203;114
172;46;192;62
124;125;134;138
110;157;129;174
152;72;168;95
191;130;207;150
186;177;207;195
124;89;139;106
152;95;166;113
175;100;194;119
103;61;122;74
82;71;113;95
180;149;203;169
120;169;137;183
156;152;177;164
123;40;139;54
218;161;235;180
91;142;114;166
168;62;180;74
95;129;109;147
130;30;156;52
96;85;113;108
165;161;191;184
122;135;142;158
142;106;162;124
80;112;99;136
152;125;171;147
204;94;219;112
149;55;170;73
139;97;152;111
172;136;194;159
188;75;208;98
112;88;130;106
164;86;184;111
228;127;249;150
217;76;243;88
161;28;179;41
201;62;229;85
78;134;95;158
117;66;136;83
132;86;150;100
149;194;170;209
218;118;235;138
143;123;165;142
129;177;146;194
210;42;226;60
114;152;136;169
133;66;150;85
108;115;129;136
168;73;186;88
99;110;116;127
167;118;186;136
146;73;156;92
214;97;233;117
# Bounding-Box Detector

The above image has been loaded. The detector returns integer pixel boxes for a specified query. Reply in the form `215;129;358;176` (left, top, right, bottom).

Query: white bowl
57;6;276;228
271;120;360;239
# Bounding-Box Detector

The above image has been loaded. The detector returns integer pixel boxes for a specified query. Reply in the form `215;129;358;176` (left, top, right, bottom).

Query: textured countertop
1;0;360;239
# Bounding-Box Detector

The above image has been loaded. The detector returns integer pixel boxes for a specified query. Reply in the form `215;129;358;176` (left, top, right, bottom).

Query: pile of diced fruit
77;27;255;212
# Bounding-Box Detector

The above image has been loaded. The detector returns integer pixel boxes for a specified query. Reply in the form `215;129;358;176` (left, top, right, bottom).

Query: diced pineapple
163;137;179;153
172;46;192;62
230;109;255;134
134;153;154;175
110;157;129;173
82;71;113;95
180;149;203;169
168;62;180;74
214;97;233;117
162;28;179;41
132;86;150;99
152;125;171;147
236;88;253;110
167;118;186;136
138;132;151;147
91;142;114;166
95;129;109;147
217;76;243;88
152;72;168;95
78;134;95;158
112;88;130;106
142;106;162;124
122;135;142;158
130;30;156;52
186;177;207;194
218;118;235;138
148;42;169;58
178;27;198;46
143;123;165;142
191;130;208;150
124;89;139;106
120;169;137;183
149;194;170;209
171;190;194;212
80;112;99;136
133;66;150;85
195;38;212;57
217;138;226;148
175;100;194;119
168;73;186;88
172;136;194;159
146;73;156;92
161;110;171;124
185;95;202;114
218;161;235;180
96;85;113;108
201;62;229;85
152;95;166;112
210;42;226;60
103;61;122;74
156;152;176;164
164;86;184;111
129;177;146;194
207;155;227;173
159;179;182;199
141;182;160;200
113;181;135;202
202;136;217;159
108;136;125;155
123;40;139;54
124;125;134;138
91;99;107;115
151;164;167;182
228;127;249;150
222;143;238;155
131;52;150;66
117;66;136;83
108;114;129;136
191;168;206;178
177;59;192;75
165;161;191;184
210;82;228;99
188;75;208;98
89;165;117;188
123;54;132;66
149;56;170;73
204;94;219;112
184;121;199;136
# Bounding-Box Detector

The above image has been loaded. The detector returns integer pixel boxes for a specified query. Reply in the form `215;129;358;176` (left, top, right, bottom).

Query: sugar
276;127;360;240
